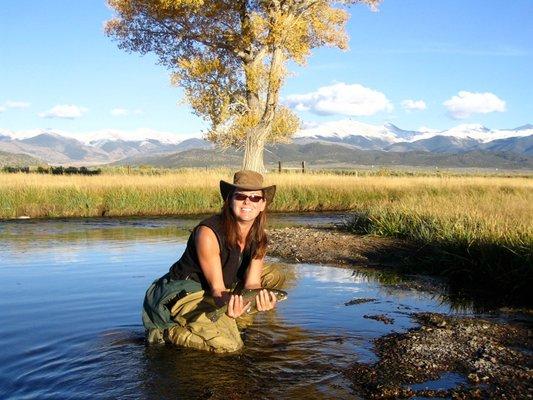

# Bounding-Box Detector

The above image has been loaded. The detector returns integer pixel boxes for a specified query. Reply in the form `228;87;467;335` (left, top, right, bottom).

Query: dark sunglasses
233;193;264;202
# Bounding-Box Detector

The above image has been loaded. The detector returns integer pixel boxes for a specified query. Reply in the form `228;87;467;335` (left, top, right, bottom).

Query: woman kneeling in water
142;170;285;352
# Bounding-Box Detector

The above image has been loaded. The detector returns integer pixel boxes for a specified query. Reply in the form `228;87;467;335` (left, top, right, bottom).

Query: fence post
301;161;306;173
127;165;131;174
278;161;282;173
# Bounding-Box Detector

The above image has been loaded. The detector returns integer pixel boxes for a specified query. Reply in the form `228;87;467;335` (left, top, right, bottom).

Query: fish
206;288;288;322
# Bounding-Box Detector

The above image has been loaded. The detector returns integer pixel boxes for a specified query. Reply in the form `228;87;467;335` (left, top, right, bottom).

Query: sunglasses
233;193;264;202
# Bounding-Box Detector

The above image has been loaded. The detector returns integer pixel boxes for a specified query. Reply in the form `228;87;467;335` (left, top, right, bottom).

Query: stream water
0;215;471;399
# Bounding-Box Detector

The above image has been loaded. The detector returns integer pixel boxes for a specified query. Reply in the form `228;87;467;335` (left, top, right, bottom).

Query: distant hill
113;142;533;170
0;151;46;167
386;135;481;153
481;135;533;156
0;132;214;165
0;133;108;164
113;148;243;168
88;137;212;160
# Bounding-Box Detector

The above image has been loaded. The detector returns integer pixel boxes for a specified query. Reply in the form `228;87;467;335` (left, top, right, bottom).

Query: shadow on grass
340;216;532;310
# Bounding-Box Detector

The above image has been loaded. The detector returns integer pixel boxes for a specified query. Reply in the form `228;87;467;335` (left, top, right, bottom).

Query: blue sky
1;0;531;141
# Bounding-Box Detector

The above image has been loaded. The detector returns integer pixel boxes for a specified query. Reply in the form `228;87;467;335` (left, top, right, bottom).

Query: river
0;215;471;399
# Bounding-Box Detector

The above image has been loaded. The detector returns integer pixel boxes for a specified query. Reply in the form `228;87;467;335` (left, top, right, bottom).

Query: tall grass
345;185;531;296
1;170;531;227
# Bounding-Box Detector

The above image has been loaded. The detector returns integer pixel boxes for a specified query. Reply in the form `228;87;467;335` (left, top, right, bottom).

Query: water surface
0;216;469;399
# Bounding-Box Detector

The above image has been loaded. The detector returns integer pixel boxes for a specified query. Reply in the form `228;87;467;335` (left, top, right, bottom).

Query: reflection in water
98;321;362;399
0;212;346;244
0;217;469;399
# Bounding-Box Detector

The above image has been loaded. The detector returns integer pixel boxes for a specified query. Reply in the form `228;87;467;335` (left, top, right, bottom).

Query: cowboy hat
220;170;276;203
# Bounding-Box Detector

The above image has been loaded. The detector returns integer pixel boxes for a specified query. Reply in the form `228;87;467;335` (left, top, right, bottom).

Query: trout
206;288;288;322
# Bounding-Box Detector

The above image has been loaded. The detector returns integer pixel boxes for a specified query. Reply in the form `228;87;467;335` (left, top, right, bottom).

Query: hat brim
220;180;276;204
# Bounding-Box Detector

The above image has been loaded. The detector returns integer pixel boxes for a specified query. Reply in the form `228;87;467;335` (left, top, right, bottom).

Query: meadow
1;168;531;304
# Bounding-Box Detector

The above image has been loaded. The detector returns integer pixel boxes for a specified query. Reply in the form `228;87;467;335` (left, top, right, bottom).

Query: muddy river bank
269;226;533;399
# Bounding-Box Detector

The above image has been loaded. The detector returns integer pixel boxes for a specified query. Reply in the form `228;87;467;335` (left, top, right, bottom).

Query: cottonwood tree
106;0;379;172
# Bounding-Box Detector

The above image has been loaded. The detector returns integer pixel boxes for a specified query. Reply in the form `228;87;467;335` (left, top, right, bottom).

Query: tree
106;0;379;172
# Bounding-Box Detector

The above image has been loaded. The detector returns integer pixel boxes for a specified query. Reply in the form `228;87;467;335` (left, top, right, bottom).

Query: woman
142;170;284;353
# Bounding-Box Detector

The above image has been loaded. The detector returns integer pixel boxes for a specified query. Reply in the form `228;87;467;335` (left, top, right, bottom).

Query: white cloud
286;83;393;117
401;99;426;111
4;100;30;109
38;104;88;119
0;106;5;113
443;91;506;119
111;107;144;116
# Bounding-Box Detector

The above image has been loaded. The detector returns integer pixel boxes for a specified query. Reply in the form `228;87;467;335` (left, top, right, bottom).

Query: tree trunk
242;47;284;172
242;125;268;172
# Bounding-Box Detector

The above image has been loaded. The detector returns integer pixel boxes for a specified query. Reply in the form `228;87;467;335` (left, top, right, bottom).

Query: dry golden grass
1;170;531;221
1;170;531;249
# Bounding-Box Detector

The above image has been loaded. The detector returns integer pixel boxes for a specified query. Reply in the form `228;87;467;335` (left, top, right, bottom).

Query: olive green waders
151;264;286;353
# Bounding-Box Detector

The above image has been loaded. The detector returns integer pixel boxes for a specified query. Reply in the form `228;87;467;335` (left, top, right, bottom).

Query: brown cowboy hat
220;170;276;203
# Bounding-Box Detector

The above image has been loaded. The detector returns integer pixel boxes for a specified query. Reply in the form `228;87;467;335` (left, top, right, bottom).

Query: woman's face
230;190;266;223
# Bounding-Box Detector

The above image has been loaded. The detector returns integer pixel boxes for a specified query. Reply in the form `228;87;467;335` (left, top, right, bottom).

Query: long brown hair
221;190;268;259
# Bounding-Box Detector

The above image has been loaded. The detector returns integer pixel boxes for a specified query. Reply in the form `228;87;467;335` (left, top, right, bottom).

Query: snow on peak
447;123;490;134
0;128;201;145
297;119;398;142
1;121;531;147
297;120;532;144
0;128;59;140
512;124;533;131
411;124;532;143
81;128;194;145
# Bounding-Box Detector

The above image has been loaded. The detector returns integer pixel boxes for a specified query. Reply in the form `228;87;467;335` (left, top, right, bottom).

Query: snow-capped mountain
0;128;192;145
296;120;533;155
0;128;210;165
386;135;481;153
297;120;532;143
297;120;401;142
0;132;109;164
0;121;531;165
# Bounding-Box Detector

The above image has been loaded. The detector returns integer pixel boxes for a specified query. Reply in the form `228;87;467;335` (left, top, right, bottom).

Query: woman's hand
256;289;277;312
226;294;251;319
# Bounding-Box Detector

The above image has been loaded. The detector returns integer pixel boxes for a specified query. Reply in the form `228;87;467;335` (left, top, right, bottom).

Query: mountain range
0;122;531;169
0;150;45;167
109;144;533;170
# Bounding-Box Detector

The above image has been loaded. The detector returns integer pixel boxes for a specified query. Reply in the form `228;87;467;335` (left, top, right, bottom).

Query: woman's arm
244;258;277;311
195;226;226;297
243;258;264;290
195;226;249;318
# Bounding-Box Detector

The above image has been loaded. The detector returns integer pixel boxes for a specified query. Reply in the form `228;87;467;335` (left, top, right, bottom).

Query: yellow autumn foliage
106;0;380;170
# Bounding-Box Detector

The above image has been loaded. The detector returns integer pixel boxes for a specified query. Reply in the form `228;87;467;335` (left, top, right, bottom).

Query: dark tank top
168;215;254;290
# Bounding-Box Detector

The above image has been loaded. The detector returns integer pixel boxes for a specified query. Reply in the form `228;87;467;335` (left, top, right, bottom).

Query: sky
1;0;532;142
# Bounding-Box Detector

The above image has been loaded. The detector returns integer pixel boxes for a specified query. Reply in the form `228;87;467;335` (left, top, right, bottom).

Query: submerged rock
345;297;377;306
363;314;395;325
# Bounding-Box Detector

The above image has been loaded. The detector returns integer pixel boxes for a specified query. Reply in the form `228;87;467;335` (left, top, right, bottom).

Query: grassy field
1;169;531;304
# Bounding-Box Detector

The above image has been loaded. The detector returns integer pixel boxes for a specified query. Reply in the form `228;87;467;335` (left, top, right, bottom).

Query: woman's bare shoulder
196;225;217;239
195;225;220;252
